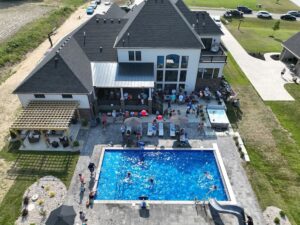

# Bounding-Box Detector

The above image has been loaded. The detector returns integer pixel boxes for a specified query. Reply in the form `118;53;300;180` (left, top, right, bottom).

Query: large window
181;56;189;68
213;68;220;78
203;68;214;79
164;84;177;94
34;94;45;98
166;54;179;68
157;56;164;68
165;70;178;81
201;38;212;50
179;71;186;82
135;51;141;61
157;70;163;81
128;51;134;61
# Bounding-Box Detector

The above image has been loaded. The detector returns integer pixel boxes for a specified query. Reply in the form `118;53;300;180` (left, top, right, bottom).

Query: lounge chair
170;123;175;137
158;122;164;136
147;123;153;136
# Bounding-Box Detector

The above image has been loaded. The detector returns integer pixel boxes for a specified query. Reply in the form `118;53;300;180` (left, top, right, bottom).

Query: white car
257;11;272;19
104;0;111;5
213;16;221;27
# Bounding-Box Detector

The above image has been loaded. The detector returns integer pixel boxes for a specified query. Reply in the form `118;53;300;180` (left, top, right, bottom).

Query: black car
287;11;300;17
237;6;252;14
224;10;244;18
280;14;297;21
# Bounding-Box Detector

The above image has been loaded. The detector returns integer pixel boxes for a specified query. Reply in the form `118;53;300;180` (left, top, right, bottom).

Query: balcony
200;46;227;63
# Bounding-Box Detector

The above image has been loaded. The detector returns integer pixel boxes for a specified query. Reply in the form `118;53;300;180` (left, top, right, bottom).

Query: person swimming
204;171;213;180
124;172;132;183
210;185;217;191
149;177;154;184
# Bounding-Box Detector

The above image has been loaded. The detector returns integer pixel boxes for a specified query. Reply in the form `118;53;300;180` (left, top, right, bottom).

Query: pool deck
65;122;265;225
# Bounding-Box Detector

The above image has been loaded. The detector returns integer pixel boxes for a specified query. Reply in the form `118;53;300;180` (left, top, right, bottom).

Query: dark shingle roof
283;32;300;58
104;3;126;18
175;0;223;35
115;0;203;48
73;16;128;61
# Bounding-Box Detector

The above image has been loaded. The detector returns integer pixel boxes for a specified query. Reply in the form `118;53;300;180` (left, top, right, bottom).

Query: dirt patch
0;1;54;43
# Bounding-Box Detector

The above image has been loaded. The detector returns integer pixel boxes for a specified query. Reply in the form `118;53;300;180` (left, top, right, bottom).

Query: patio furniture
147;123;153;136
158;122;164;136
170;123;176;137
28;132;40;143
51;141;59;148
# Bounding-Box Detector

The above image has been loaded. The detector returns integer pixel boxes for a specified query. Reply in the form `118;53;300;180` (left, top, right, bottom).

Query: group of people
124;172;155;188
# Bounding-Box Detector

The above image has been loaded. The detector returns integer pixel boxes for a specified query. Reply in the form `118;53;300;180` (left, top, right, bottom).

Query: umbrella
157;115;163;120
46;205;76;225
124;117;142;131
170;115;188;128
140;110;148;117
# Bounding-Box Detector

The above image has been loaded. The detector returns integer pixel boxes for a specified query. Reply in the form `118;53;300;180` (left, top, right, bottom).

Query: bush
49;191;56;198
73;141;80;147
201;117;206;121
238;147;242;152
37;199;44;206
279;211;285;218
23;196;29;206
240;152;245;159
45;186;50;191
81;119;88;127
21;208;28;217
274;217;280;224
233;136;238;141
39;209;47;216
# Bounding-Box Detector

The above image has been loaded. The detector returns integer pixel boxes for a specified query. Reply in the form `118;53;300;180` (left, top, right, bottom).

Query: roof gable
115;0;203;48
283;32;300;58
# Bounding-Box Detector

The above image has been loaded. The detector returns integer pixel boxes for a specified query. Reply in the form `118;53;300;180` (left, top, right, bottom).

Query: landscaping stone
263;206;292;225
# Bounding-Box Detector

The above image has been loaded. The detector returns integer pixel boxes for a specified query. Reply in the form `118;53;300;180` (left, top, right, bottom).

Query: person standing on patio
102;113;107;129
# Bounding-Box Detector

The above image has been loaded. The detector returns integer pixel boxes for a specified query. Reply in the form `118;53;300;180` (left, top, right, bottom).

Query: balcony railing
200;55;227;63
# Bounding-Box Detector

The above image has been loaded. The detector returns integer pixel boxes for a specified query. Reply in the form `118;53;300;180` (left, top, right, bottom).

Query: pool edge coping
93;145;236;205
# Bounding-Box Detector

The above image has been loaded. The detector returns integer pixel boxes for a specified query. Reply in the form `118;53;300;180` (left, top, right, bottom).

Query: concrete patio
63;118;265;225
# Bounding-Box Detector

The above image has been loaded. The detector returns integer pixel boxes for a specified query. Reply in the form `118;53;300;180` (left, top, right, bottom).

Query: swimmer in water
210;185;217;191
124;172;132;183
127;172;131;178
204;171;213;180
149;177;154;184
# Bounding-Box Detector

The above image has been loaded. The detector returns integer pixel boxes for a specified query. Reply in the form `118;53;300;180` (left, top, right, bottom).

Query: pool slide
208;198;246;225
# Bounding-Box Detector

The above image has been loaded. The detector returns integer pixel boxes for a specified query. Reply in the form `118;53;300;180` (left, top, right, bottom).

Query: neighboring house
280;32;300;76
13;0;226;119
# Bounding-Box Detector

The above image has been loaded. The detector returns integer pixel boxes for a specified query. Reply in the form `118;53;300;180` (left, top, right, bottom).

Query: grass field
0;142;79;225
225;18;300;54
224;54;300;225
185;0;300;13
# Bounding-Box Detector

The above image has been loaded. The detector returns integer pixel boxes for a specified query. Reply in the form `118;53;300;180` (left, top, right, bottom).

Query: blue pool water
96;150;228;201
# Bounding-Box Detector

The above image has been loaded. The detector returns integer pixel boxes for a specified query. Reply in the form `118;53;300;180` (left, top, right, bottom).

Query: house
13;0;226;120
280;32;300;76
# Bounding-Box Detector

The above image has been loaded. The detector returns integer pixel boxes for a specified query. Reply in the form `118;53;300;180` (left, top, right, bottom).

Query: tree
272;20;280;37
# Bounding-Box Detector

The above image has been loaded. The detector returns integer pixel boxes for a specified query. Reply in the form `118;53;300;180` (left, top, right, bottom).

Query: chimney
54;57;59;68
99;46;103;53
83;31;86;46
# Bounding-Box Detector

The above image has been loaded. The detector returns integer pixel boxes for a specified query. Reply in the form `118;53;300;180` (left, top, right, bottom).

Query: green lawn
0;142;79;225
225;18;300;54
185;0;300;13
224;54;300;225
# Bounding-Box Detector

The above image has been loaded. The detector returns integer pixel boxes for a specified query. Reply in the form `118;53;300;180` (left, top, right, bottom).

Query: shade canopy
46;205;76;225
124;117;142;131
11;100;79;131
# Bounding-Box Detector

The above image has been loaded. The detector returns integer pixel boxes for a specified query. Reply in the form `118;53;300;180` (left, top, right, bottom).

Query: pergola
10;100;79;142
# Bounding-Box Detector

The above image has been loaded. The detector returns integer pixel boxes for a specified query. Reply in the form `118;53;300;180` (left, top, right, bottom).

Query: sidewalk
221;25;294;101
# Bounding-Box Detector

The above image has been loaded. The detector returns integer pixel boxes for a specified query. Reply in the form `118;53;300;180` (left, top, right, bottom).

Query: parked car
96;0;101;4
280;14;297;21
120;5;131;12
237;6;252;14
213;16;222;27
224;10;243;18
86;6;94;15
90;2;97;9
257;11;272;19
104;0;111;5
287;10;300;17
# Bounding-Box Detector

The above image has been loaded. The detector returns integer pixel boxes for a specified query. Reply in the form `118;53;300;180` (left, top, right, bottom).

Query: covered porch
10;100;81;151
92;62;155;112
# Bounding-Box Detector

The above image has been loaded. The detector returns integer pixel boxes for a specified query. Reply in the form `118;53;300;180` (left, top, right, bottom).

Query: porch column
120;87;125;111
148;88;152;114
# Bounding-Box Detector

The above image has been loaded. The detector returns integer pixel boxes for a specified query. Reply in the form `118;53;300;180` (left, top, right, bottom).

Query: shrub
81;118;88;127
238;147;242;152
49;191;56;198
45;186;50;191
37;199;44;206
23;196;29;206
240;152;245;159
274;217;280;224
279;211;285;218
39;209;47;216
201;117;206;121
21;208;28;217
235;140;239;146
233;136;238;141
73;141;79;147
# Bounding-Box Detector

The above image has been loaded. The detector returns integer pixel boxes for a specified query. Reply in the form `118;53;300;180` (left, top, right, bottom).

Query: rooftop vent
127;32;130;37
99;46;103;52
202;22;206;27
118;19;121;24
54;57;59;68
104;19;106;23
83;31;86;46
111;19;114;23
192;24;195;29
122;39;125;47
96;18;99;23
56;50;59;54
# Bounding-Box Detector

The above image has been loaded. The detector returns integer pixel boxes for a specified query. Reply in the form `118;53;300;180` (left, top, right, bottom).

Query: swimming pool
95;148;233;202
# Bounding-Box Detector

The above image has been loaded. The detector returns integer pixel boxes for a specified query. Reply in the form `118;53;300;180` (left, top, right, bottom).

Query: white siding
117;48;201;92
18;94;90;109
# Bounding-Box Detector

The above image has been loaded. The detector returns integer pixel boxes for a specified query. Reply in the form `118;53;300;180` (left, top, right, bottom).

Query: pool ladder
194;197;207;217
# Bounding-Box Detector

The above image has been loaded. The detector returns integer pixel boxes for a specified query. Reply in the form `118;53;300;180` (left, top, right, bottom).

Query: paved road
191;7;300;21
220;24;294;101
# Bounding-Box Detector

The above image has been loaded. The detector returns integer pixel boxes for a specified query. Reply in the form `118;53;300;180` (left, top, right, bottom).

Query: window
128;51;134;61
166;54;179;68
179;71;187;82
179;84;185;91
34;94;45;98
213;68;220;78
165;70;178;81
156;83;163;90
62;94;73;98
181;56;189;68
136;51;141;61
157;70;163;81
201;38;212;50
203;68;214;79
157;56;164;68
164;84;177;94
